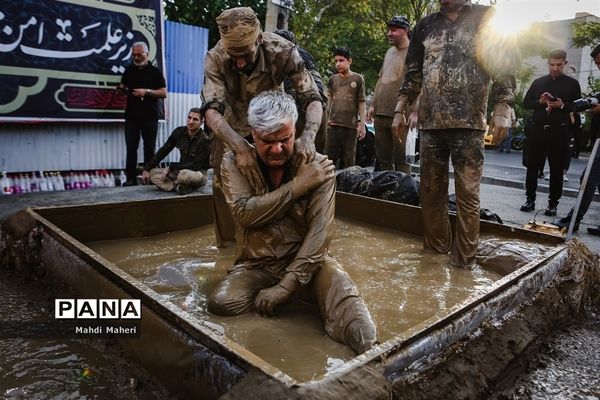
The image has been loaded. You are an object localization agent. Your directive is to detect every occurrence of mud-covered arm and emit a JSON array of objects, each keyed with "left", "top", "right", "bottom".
[
  {"left": 279, "top": 171, "right": 335, "bottom": 291},
  {"left": 222, "top": 153, "right": 322, "bottom": 228},
  {"left": 286, "top": 49, "right": 323, "bottom": 153},
  {"left": 397, "top": 23, "right": 425, "bottom": 105}
]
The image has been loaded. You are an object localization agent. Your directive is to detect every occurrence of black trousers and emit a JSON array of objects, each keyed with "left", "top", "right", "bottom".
[
  {"left": 124, "top": 118, "right": 158, "bottom": 180},
  {"left": 525, "top": 124, "right": 569, "bottom": 203}
]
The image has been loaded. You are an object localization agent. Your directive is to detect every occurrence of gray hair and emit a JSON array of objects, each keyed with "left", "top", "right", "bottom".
[
  {"left": 248, "top": 91, "right": 298, "bottom": 134},
  {"left": 132, "top": 41, "right": 148, "bottom": 53}
]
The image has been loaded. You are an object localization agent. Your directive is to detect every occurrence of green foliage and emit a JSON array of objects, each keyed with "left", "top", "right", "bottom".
[
  {"left": 288, "top": 0, "right": 438, "bottom": 93},
  {"left": 587, "top": 76, "right": 600, "bottom": 94},
  {"left": 163, "top": 0, "right": 267, "bottom": 47},
  {"left": 512, "top": 64, "right": 535, "bottom": 131},
  {"left": 572, "top": 21, "right": 600, "bottom": 48},
  {"left": 163, "top": 0, "right": 438, "bottom": 92}
]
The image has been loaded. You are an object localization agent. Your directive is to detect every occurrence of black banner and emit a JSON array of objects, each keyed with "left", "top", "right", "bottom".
[{"left": 0, "top": 0, "right": 164, "bottom": 121}]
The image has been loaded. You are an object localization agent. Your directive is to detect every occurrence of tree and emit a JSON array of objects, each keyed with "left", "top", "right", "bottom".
[
  {"left": 572, "top": 21, "right": 600, "bottom": 94},
  {"left": 163, "top": 0, "right": 267, "bottom": 48},
  {"left": 572, "top": 21, "right": 600, "bottom": 48},
  {"left": 163, "top": 0, "right": 438, "bottom": 92},
  {"left": 288, "top": 0, "right": 437, "bottom": 93}
]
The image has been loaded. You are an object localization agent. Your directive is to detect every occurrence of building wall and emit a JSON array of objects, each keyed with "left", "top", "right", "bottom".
[
  {"left": 522, "top": 13, "right": 600, "bottom": 94},
  {"left": 0, "top": 21, "right": 207, "bottom": 174}
]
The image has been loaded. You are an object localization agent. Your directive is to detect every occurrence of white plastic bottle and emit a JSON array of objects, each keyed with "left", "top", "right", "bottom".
[
  {"left": 1, "top": 172, "right": 11, "bottom": 195},
  {"left": 38, "top": 171, "right": 48, "bottom": 192},
  {"left": 45, "top": 172, "right": 54, "bottom": 192},
  {"left": 56, "top": 172, "right": 66, "bottom": 191},
  {"left": 30, "top": 172, "right": 39, "bottom": 192},
  {"left": 119, "top": 170, "right": 127, "bottom": 187}
]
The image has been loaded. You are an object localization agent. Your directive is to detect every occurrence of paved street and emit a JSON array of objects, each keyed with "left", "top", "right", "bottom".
[{"left": 479, "top": 148, "right": 600, "bottom": 254}]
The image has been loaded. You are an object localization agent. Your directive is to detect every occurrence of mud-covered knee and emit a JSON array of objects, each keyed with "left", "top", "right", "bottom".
[{"left": 207, "top": 289, "right": 251, "bottom": 316}]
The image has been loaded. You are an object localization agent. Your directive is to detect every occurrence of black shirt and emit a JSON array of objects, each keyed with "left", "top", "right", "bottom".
[
  {"left": 121, "top": 63, "right": 166, "bottom": 120},
  {"left": 523, "top": 74, "right": 581, "bottom": 127},
  {"left": 144, "top": 126, "right": 211, "bottom": 172}
]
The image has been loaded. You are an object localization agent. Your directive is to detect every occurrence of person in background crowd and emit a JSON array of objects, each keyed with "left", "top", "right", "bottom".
[
  {"left": 555, "top": 44, "right": 600, "bottom": 236},
  {"left": 326, "top": 47, "right": 367, "bottom": 169},
  {"left": 117, "top": 41, "right": 167, "bottom": 186},
  {"left": 367, "top": 15, "right": 417, "bottom": 173},
  {"left": 139, "top": 108, "right": 211, "bottom": 195},
  {"left": 498, "top": 105, "right": 516, "bottom": 153},
  {"left": 520, "top": 49, "right": 581, "bottom": 216}
]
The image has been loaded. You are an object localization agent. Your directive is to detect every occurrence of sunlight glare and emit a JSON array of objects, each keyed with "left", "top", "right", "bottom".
[{"left": 486, "top": 0, "right": 539, "bottom": 37}]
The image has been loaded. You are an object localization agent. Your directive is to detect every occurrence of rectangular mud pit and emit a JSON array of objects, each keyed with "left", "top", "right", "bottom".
[{"left": 10, "top": 192, "right": 597, "bottom": 399}]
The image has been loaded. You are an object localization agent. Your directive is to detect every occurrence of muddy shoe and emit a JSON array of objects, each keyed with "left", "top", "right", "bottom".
[{"left": 520, "top": 200, "right": 535, "bottom": 212}]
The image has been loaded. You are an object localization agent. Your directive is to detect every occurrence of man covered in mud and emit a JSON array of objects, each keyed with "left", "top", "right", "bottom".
[
  {"left": 201, "top": 7, "right": 322, "bottom": 247},
  {"left": 207, "top": 91, "right": 378, "bottom": 354},
  {"left": 392, "top": 0, "right": 514, "bottom": 267}
]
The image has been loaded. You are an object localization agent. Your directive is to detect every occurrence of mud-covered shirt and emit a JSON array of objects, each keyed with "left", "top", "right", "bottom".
[
  {"left": 371, "top": 46, "right": 409, "bottom": 117},
  {"left": 399, "top": 4, "right": 514, "bottom": 131},
  {"left": 221, "top": 151, "right": 335, "bottom": 287},
  {"left": 144, "top": 126, "right": 211, "bottom": 172},
  {"left": 327, "top": 72, "right": 366, "bottom": 129},
  {"left": 201, "top": 32, "right": 321, "bottom": 138}
]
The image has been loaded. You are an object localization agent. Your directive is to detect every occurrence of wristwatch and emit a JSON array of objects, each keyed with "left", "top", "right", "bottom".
[{"left": 146, "top": 89, "right": 151, "bottom": 95}]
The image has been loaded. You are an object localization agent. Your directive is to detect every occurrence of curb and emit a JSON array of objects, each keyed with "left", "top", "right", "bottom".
[{"left": 410, "top": 165, "right": 600, "bottom": 202}]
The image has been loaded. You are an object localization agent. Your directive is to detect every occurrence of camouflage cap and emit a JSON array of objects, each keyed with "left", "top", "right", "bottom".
[
  {"left": 216, "top": 7, "right": 262, "bottom": 51},
  {"left": 387, "top": 15, "right": 410, "bottom": 29}
]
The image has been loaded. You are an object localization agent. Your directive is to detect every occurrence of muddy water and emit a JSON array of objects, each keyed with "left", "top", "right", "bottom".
[
  {"left": 0, "top": 270, "right": 172, "bottom": 399},
  {"left": 87, "top": 219, "right": 502, "bottom": 381}
]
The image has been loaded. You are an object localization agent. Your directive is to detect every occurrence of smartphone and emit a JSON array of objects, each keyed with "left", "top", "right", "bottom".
[{"left": 547, "top": 94, "right": 557, "bottom": 101}]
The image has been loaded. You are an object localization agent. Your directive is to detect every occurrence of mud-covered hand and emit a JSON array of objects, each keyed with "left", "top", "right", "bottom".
[
  {"left": 294, "top": 134, "right": 317, "bottom": 171},
  {"left": 291, "top": 158, "right": 335, "bottom": 198},
  {"left": 235, "top": 140, "right": 262, "bottom": 189},
  {"left": 254, "top": 284, "right": 292, "bottom": 316},
  {"left": 366, "top": 105, "right": 374, "bottom": 123},
  {"left": 489, "top": 103, "right": 511, "bottom": 145},
  {"left": 357, "top": 123, "right": 366, "bottom": 141},
  {"left": 392, "top": 95, "right": 410, "bottom": 145}
]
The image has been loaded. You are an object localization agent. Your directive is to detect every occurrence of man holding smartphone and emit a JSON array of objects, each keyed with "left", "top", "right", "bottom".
[{"left": 520, "top": 49, "right": 581, "bottom": 216}]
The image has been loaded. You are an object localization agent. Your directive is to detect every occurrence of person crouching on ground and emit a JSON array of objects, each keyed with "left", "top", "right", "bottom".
[
  {"left": 207, "top": 91, "right": 378, "bottom": 354},
  {"left": 139, "top": 108, "right": 211, "bottom": 195}
]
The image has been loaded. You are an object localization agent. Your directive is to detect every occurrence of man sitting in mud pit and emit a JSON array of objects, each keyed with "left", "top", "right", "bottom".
[{"left": 207, "top": 91, "right": 378, "bottom": 354}]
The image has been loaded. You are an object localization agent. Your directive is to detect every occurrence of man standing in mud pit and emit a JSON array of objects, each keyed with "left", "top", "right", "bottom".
[
  {"left": 392, "top": 0, "right": 515, "bottom": 267},
  {"left": 201, "top": 7, "right": 323, "bottom": 247},
  {"left": 367, "top": 15, "right": 416, "bottom": 173},
  {"left": 207, "top": 91, "right": 378, "bottom": 354}
]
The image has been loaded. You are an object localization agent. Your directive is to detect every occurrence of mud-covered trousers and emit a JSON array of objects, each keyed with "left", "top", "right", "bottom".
[
  {"left": 207, "top": 256, "right": 379, "bottom": 354},
  {"left": 326, "top": 125, "right": 358, "bottom": 169},
  {"left": 374, "top": 115, "right": 410, "bottom": 173},
  {"left": 419, "top": 129, "right": 484, "bottom": 267}
]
